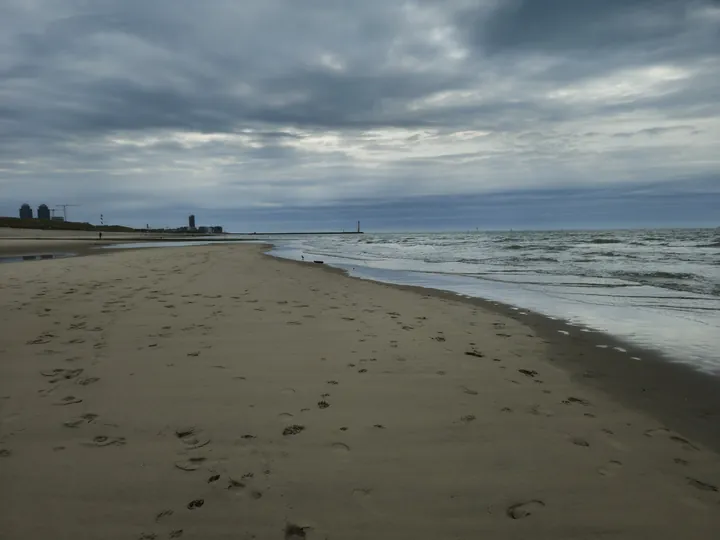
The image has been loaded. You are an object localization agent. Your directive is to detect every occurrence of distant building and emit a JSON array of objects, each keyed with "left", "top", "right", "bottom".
[
  {"left": 19, "top": 203, "right": 33, "bottom": 219},
  {"left": 189, "top": 214, "right": 196, "bottom": 229},
  {"left": 211, "top": 226, "right": 223, "bottom": 234},
  {"left": 197, "top": 226, "right": 209, "bottom": 234},
  {"left": 51, "top": 216, "right": 65, "bottom": 222},
  {"left": 37, "top": 204, "right": 51, "bottom": 220}
]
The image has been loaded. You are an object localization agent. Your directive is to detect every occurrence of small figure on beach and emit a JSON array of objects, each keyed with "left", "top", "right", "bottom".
[
  {"left": 98, "top": 232, "right": 103, "bottom": 240},
  {"left": 301, "top": 255, "right": 305, "bottom": 261}
]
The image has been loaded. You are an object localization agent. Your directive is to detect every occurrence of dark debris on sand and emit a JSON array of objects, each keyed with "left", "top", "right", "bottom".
[
  {"left": 283, "top": 424, "right": 305, "bottom": 436},
  {"left": 285, "top": 523, "right": 308, "bottom": 539}
]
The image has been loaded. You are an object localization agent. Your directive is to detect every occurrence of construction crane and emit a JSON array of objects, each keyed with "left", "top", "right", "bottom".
[{"left": 55, "top": 204, "right": 80, "bottom": 222}]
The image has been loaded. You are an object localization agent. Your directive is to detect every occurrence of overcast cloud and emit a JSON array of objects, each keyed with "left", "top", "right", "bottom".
[{"left": 1, "top": 0, "right": 718, "bottom": 231}]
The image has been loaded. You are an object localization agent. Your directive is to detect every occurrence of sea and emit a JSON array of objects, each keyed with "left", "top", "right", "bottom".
[{"left": 267, "top": 229, "right": 720, "bottom": 374}]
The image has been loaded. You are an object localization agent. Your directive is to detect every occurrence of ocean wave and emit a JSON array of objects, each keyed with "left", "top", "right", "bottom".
[
  {"left": 698, "top": 241, "right": 720, "bottom": 248},
  {"left": 615, "top": 271, "right": 697, "bottom": 281},
  {"left": 589, "top": 238, "right": 623, "bottom": 244},
  {"left": 586, "top": 251, "right": 634, "bottom": 258},
  {"left": 525, "top": 257, "right": 558, "bottom": 263}
]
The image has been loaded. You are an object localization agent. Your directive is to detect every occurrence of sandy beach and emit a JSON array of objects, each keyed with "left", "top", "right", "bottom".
[{"left": 1, "top": 243, "right": 720, "bottom": 539}]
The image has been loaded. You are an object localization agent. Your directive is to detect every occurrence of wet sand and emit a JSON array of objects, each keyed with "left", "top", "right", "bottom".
[
  {"left": 1, "top": 244, "right": 719, "bottom": 539},
  {"left": 0, "top": 240, "right": 108, "bottom": 260}
]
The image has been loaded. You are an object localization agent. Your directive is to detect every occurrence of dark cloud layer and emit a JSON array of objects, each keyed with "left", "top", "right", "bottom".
[
  {"left": 0, "top": 0, "right": 718, "bottom": 230},
  {"left": 476, "top": 0, "right": 703, "bottom": 53}
]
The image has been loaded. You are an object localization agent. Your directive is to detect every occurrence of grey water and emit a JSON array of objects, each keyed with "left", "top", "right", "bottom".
[{"left": 269, "top": 229, "right": 720, "bottom": 374}]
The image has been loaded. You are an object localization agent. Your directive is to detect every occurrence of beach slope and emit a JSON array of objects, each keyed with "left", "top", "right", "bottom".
[{"left": 1, "top": 245, "right": 719, "bottom": 539}]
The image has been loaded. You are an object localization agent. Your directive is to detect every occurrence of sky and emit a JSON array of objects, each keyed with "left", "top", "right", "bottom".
[{"left": 1, "top": 0, "right": 719, "bottom": 232}]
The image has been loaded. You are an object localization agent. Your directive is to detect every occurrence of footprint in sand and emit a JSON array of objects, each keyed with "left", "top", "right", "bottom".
[
  {"left": 644, "top": 428, "right": 699, "bottom": 450},
  {"left": 175, "top": 456, "right": 208, "bottom": 472},
  {"left": 562, "top": 396, "right": 591, "bottom": 406},
  {"left": 283, "top": 425, "right": 305, "bottom": 436},
  {"left": 27, "top": 332, "right": 56, "bottom": 345},
  {"left": 506, "top": 500, "right": 545, "bottom": 519},
  {"left": 0, "top": 448, "right": 11, "bottom": 458},
  {"left": 54, "top": 395, "right": 83, "bottom": 406},
  {"left": 63, "top": 413, "right": 98, "bottom": 428},
  {"left": 227, "top": 479, "right": 246, "bottom": 490},
  {"left": 331, "top": 442, "right": 350, "bottom": 452},
  {"left": 175, "top": 428, "right": 211, "bottom": 449},
  {"left": 41, "top": 368, "right": 84, "bottom": 382},
  {"left": 598, "top": 460, "right": 623, "bottom": 477},
  {"left": 186, "top": 499, "right": 204, "bottom": 510},
  {"left": 77, "top": 377, "right": 100, "bottom": 386},
  {"left": 155, "top": 509, "right": 174, "bottom": 521},
  {"left": 528, "top": 405, "right": 554, "bottom": 417},
  {"left": 83, "top": 435, "right": 126, "bottom": 447},
  {"left": 570, "top": 437, "right": 590, "bottom": 447},
  {"left": 687, "top": 478, "right": 718, "bottom": 492}
]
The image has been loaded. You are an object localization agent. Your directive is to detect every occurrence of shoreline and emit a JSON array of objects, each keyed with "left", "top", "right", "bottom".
[{"left": 266, "top": 249, "right": 720, "bottom": 454}]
